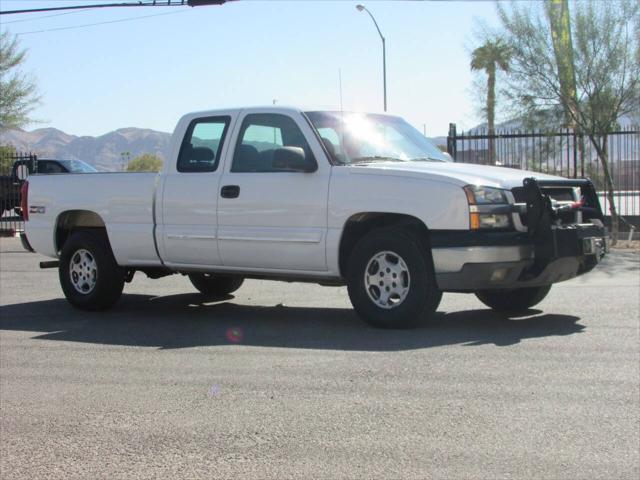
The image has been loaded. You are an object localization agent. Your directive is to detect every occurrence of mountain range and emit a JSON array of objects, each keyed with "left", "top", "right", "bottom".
[
  {"left": 1, "top": 126, "right": 450, "bottom": 171},
  {"left": 3, "top": 111, "right": 635, "bottom": 172},
  {"left": 0, "top": 127, "right": 172, "bottom": 171}
]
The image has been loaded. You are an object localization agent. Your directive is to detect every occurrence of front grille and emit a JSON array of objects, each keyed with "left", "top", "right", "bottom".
[
  {"left": 511, "top": 186, "right": 578, "bottom": 227},
  {"left": 511, "top": 186, "right": 575, "bottom": 203}
]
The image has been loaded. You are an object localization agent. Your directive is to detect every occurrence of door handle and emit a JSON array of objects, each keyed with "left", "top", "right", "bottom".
[{"left": 221, "top": 185, "right": 240, "bottom": 198}]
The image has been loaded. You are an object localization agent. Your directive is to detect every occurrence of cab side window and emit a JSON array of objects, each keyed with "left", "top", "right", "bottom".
[
  {"left": 231, "top": 114, "right": 316, "bottom": 172},
  {"left": 177, "top": 116, "right": 230, "bottom": 173}
]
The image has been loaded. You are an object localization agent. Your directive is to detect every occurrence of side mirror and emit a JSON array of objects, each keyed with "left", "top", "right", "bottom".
[
  {"left": 272, "top": 147, "right": 316, "bottom": 172},
  {"left": 16, "top": 164, "right": 29, "bottom": 181}
]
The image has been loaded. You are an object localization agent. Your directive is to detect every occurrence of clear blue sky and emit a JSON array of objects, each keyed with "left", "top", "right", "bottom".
[{"left": 1, "top": 0, "right": 501, "bottom": 137}]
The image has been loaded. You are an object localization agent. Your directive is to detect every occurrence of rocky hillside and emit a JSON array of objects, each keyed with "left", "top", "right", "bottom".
[
  {"left": 0, "top": 127, "right": 171, "bottom": 171},
  {"left": 1, "top": 126, "right": 450, "bottom": 170}
]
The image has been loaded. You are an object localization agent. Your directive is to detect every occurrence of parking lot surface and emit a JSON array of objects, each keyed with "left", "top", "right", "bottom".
[{"left": 1, "top": 237, "right": 638, "bottom": 479}]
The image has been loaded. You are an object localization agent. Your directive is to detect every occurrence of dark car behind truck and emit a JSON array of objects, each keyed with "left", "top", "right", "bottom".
[{"left": 0, "top": 159, "right": 97, "bottom": 215}]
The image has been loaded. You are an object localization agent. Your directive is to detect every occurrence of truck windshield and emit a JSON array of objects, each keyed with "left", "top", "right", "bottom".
[{"left": 305, "top": 111, "right": 449, "bottom": 164}]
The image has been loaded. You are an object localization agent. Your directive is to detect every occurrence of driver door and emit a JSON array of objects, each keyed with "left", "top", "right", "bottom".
[{"left": 217, "top": 110, "right": 330, "bottom": 272}]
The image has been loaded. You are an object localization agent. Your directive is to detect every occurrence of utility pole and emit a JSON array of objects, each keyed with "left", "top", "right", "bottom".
[{"left": 120, "top": 151, "right": 130, "bottom": 171}]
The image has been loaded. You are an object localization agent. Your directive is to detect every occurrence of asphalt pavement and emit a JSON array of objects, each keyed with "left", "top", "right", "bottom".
[{"left": 1, "top": 237, "right": 638, "bottom": 479}]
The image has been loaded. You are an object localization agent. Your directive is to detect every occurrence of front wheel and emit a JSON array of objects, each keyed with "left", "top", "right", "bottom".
[
  {"left": 189, "top": 273, "right": 244, "bottom": 296},
  {"left": 346, "top": 227, "right": 442, "bottom": 329},
  {"left": 475, "top": 285, "right": 552, "bottom": 313},
  {"left": 59, "top": 230, "right": 125, "bottom": 310}
]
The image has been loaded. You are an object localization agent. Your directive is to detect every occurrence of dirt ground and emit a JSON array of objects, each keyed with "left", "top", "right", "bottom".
[{"left": 612, "top": 239, "right": 640, "bottom": 252}]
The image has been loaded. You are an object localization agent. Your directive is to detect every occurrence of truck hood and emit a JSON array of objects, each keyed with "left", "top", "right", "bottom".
[{"left": 347, "top": 161, "right": 564, "bottom": 189}]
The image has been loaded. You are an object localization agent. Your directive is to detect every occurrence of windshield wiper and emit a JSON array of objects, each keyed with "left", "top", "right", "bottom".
[{"left": 349, "top": 156, "right": 406, "bottom": 164}]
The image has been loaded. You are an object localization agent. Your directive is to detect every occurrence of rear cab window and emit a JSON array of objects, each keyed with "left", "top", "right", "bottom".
[
  {"left": 177, "top": 116, "right": 231, "bottom": 173},
  {"left": 39, "top": 161, "right": 65, "bottom": 174}
]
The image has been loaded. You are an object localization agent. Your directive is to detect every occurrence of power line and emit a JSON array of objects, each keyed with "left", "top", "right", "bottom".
[
  {"left": 2, "top": 11, "right": 87, "bottom": 25},
  {"left": 1, "top": 1, "right": 228, "bottom": 16},
  {"left": 15, "top": 9, "right": 191, "bottom": 36},
  {"left": 2, "top": 2, "right": 167, "bottom": 16}
]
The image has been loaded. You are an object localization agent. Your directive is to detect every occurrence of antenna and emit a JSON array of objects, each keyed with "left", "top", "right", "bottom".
[
  {"left": 338, "top": 68, "right": 345, "bottom": 163},
  {"left": 338, "top": 68, "right": 344, "bottom": 113}
]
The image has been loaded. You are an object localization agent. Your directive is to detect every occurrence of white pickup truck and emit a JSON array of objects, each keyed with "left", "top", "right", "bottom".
[{"left": 21, "top": 107, "right": 608, "bottom": 328}]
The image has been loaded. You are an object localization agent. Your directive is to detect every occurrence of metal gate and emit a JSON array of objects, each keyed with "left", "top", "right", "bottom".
[
  {"left": 446, "top": 124, "right": 640, "bottom": 227},
  {"left": 0, "top": 152, "right": 37, "bottom": 236}
]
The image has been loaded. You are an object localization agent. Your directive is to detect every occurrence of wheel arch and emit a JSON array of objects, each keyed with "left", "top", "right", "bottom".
[
  {"left": 55, "top": 210, "right": 109, "bottom": 253},
  {"left": 338, "top": 212, "right": 431, "bottom": 277}
]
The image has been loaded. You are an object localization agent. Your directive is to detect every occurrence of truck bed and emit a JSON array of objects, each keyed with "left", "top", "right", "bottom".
[{"left": 26, "top": 172, "right": 160, "bottom": 266}]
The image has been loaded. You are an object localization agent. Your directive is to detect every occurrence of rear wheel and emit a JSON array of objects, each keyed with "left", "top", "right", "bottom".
[
  {"left": 475, "top": 285, "right": 552, "bottom": 313},
  {"left": 59, "top": 230, "right": 125, "bottom": 310},
  {"left": 189, "top": 273, "right": 244, "bottom": 296},
  {"left": 346, "top": 227, "right": 442, "bottom": 329}
]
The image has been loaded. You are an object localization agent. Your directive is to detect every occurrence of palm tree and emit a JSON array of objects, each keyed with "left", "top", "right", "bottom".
[{"left": 470, "top": 39, "right": 511, "bottom": 164}]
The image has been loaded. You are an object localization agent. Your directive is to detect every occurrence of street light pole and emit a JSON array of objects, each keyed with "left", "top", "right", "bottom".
[{"left": 356, "top": 4, "right": 387, "bottom": 112}]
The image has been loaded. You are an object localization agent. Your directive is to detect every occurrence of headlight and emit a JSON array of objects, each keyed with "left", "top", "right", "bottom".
[
  {"left": 463, "top": 185, "right": 509, "bottom": 204},
  {"left": 463, "top": 185, "right": 512, "bottom": 230},
  {"left": 475, "top": 213, "right": 511, "bottom": 229}
]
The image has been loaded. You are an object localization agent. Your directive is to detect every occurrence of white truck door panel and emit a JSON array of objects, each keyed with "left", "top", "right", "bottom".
[
  {"left": 159, "top": 115, "right": 233, "bottom": 267},
  {"left": 217, "top": 110, "right": 329, "bottom": 271}
]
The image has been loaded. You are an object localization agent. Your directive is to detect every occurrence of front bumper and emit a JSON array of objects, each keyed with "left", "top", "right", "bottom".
[
  {"left": 432, "top": 224, "right": 608, "bottom": 292},
  {"left": 433, "top": 177, "right": 609, "bottom": 292}
]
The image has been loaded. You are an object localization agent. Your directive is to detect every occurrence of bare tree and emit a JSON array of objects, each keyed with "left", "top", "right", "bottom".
[{"left": 497, "top": 0, "right": 640, "bottom": 243}]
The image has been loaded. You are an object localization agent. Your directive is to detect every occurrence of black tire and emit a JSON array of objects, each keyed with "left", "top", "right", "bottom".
[
  {"left": 188, "top": 273, "right": 244, "bottom": 296},
  {"left": 475, "top": 285, "right": 552, "bottom": 313},
  {"left": 59, "top": 230, "right": 125, "bottom": 311},
  {"left": 346, "top": 227, "right": 442, "bottom": 329}
]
